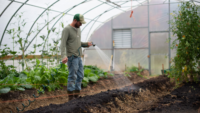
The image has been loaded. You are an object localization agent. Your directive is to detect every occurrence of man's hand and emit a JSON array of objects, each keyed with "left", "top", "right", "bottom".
[
  {"left": 62, "top": 57, "right": 68, "bottom": 64},
  {"left": 88, "top": 42, "right": 93, "bottom": 47}
]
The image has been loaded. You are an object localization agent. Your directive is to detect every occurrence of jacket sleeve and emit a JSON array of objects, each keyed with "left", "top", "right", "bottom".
[
  {"left": 60, "top": 28, "right": 69, "bottom": 59},
  {"left": 81, "top": 42, "right": 88, "bottom": 47}
]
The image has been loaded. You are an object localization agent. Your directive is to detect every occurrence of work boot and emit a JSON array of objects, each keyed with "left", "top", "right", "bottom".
[
  {"left": 74, "top": 90, "right": 80, "bottom": 98},
  {"left": 67, "top": 91, "right": 74, "bottom": 101}
]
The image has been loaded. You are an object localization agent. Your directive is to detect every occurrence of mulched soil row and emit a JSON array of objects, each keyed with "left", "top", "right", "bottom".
[
  {"left": 0, "top": 73, "right": 147, "bottom": 113},
  {"left": 139, "top": 81, "right": 200, "bottom": 113},
  {"left": 24, "top": 75, "right": 173, "bottom": 113}
]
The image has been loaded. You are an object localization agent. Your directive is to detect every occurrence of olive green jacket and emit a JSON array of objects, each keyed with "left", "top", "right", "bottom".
[{"left": 60, "top": 24, "right": 88, "bottom": 59}]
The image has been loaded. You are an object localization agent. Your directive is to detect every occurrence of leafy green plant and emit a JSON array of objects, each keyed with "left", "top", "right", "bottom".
[
  {"left": 0, "top": 72, "right": 32, "bottom": 94},
  {"left": 82, "top": 65, "right": 114, "bottom": 87},
  {"left": 6, "top": 28, "right": 17, "bottom": 66},
  {"left": 0, "top": 44, "right": 19, "bottom": 79},
  {"left": 24, "top": 23, "right": 41, "bottom": 71},
  {"left": 124, "top": 65, "right": 145, "bottom": 77},
  {"left": 169, "top": 2, "right": 200, "bottom": 83},
  {"left": 50, "top": 62, "right": 68, "bottom": 85},
  {"left": 0, "top": 62, "right": 114, "bottom": 93},
  {"left": 47, "top": 21, "right": 64, "bottom": 67},
  {"left": 49, "top": 22, "right": 63, "bottom": 66},
  {"left": 12, "top": 12, "right": 30, "bottom": 70},
  {"left": 127, "top": 66, "right": 139, "bottom": 72},
  {"left": 40, "top": 9, "right": 56, "bottom": 68},
  {"left": 23, "top": 58, "right": 68, "bottom": 92},
  {"left": 137, "top": 70, "right": 144, "bottom": 78}
]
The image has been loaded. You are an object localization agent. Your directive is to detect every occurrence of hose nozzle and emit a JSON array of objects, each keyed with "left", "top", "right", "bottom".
[{"left": 91, "top": 42, "right": 96, "bottom": 47}]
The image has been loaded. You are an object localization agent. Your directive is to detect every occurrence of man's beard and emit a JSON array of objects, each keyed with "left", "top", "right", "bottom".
[{"left": 75, "top": 23, "right": 79, "bottom": 28}]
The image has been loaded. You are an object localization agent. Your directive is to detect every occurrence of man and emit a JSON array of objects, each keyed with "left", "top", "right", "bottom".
[{"left": 60, "top": 14, "right": 93, "bottom": 101}]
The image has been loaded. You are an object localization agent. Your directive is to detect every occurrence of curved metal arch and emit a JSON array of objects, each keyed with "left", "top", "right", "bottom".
[
  {"left": 85, "top": 16, "right": 101, "bottom": 42},
  {"left": 98, "top": 0, "right": 126, "bottom": 12},
  {"left": 23, "top": 0, "right": 60, "bottom": 48},
  {"left": 26, "top": 0, "right": 105, "bottom": 52},
  {"left": 44, "top": 0, "right": 128, "bottom": 48},
  {"left": 24, "top": 0, "right": 88, "bottom": 51},
  {"left": 84, "top": 0, "right": 149, "bottom": 41},
  {"left": 42, "top": 0, "right": 102, "bottom": 51},
  {"left": 0, "top": 0, "right": 29, "bottom": 47},
  {"left": 0, "top": 0, "right": 14, "bottom": 17},
  {"left": 194, "top": 0, "right": 200, "bottom": 3},
  {"left": 83, "top": 2, "right": 105, "bottom": 15},
  {"left": 81, "top": 1, "right": 129, "bottom": 40},
  {"left": 43, "top": 2, "right": 105, "bottom": 49},
  {"left": 46, "top": 0, "right": 105, "bottom": 41}
]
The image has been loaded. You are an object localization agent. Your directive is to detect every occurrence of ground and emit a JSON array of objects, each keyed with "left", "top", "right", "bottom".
[
  {"left": 0, "top": 72, "right": 147, "bottom": 113},
  {"left": 0, "top": 71, "right": 200, "bottom": 113}
]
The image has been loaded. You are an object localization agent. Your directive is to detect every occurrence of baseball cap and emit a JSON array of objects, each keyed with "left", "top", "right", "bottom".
[{"left": 73, "top": 14, "right": 86, "bottom": 24}]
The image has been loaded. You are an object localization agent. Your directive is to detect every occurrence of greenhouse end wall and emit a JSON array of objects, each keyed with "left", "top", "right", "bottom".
[{"left": 84, "top": 0, "right": 182, "bottom": 75}]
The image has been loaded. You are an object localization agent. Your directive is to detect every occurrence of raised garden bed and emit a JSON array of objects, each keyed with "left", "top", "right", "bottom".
[
  {"left": 23, "top": 75, "right": 174, "bottom": 113},
  {"left": 0, "top": 73, "right": 146, "bottom": 113},
  {"left": 1, "top": 73, "right": 200, "bottom": 113}
]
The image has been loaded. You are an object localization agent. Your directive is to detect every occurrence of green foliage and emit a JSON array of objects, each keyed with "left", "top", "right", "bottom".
[
  {"left": 24, "top": 58, "right": 68, "bottom": 91},
  {"left": 127, "top": 66, "right": 139, "bottom": 72},
  {"left": 14, "top": 13, "right": 29, "bottom": 70},
  {"left": 0, "top": 72, "right": 32, "bottom": 94},
  {"left": 169, "top": 2, "right": 200, "bottom": 83},
  {"left": 0, "top": 45, "right": 19, "bottom": 79},
  {"left": 51, "top": 63, "right": 68, "bottom": 86},
  {"left": 0, "top": 58, "right": 112, "bottom": 93},
  {"left": 6, "top": 28, "right": 17, "bottom": 67},
  {"left": 124, "top": 65, "right": 144, "bottom": 77},
  {"left": 0, "top": 87, "right": 11, "bottom": 93},
  {"left": 0, "top": 62, "right": 29, "bottom": 92},
  {"left": 1, "top": 12, "right": 114, "bottom": 94},
  {"left": 82, "top": 65, "right": 113, "bottom": 87}
]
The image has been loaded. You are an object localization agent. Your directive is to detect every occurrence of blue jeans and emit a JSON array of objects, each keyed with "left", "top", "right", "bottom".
[{"left": 67, "top": 56, "right": 84, "bottom": 92}]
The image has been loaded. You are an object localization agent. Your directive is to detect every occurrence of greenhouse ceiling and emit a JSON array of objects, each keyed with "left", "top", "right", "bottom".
[{"left": 0, "top": 0, "right": 199, "bottom": 52}]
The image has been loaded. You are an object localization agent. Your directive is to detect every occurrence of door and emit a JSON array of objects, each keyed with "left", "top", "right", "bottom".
[{"left": 150, "top": 32, "right": 169, "bottom": 75}]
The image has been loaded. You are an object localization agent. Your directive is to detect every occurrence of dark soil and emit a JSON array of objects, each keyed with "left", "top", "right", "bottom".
[
  {"left": 24, "top": 75, "right": 174, "bottom": 113},
  {"left": 2, "top": 72, "right": 200, "bottom": 113},
  {"left": 0, "top": 72, "right": 147, "bottom": 113},
  {"left": 139, "top": 81, "right": 200, "bottom": 113},
  {"left": 0, "top": 89, "right": 37, "bottom": 101}
]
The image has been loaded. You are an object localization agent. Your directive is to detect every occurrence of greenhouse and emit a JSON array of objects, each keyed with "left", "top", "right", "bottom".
[{"left": 0, "top": 0, "right": 200, "bottom": 113}]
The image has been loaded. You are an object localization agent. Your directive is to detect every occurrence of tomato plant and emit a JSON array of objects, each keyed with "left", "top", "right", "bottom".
[{"left": 169, "top": 2, "right": 200, "bottom": 83}]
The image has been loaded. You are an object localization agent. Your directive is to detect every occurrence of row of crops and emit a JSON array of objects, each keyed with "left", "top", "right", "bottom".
[{"left": 0, "top": 58, "right": 114, "bottom": 94}]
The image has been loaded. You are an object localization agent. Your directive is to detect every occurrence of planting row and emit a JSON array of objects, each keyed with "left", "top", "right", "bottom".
[{"left": 0, "top": 58, "right": 114, "bottom": 94}]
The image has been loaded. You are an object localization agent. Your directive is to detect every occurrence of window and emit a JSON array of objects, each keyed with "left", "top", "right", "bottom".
[{"left": 113, "top": 29, "right": 131, "bottom": 48}]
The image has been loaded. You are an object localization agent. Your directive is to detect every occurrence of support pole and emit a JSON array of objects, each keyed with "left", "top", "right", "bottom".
[
  {"left": 169, "top": 0, "right": 171, "bottom": 69},
  {"left": 109, "top": 55, "right": 113, "bottom": 71},
  {"left": 138, "top": 63, "right": 140, "bottom": 70},
  {"left": 111, "top": 17, "right": 114, "bottom": 71},
  {"left": 162, "top": 64, "right": 164, "bottom": 75},
  {"left": 147, "top": 0, "right": 151, "bottom": 75}
]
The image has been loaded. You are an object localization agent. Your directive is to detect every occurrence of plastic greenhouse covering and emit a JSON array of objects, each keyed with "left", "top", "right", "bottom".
[{"left": 0, "top": 0, "right": 200, "bottom": 75}]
